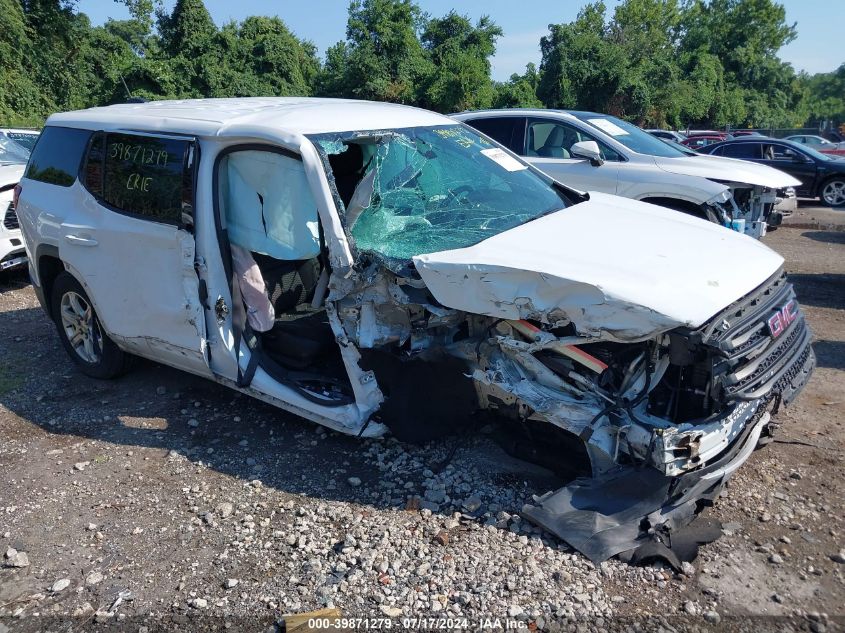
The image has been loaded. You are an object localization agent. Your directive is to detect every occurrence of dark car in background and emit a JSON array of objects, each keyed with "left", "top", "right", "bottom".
[{"left": 702, "top": 138, "right": 845, "bottom": 207}]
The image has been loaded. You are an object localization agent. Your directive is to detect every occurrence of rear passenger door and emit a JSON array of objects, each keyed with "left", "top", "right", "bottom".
[{"left": 65, "top": 130, "right": 212, "bottom": 376}]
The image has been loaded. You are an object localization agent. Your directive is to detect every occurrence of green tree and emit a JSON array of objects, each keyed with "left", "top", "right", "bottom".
[
  {"left": 213, "top": 16, "right": 319, "bottom": 97},
  {"left": 493, "top": 63, "right": 543, "bottom": 108},
  {"left": 680, "top": 0, "right": 799, "bottom": 126},
  {"left": 0, "top": 0, "right": 55, "bottom": 124},
  {"left": 317, "top": 0, "right": 431, "bottom": 103},
  {"left": 537, "top": 3, "right": 628, "bottom": 111},
  {"left": 157, "top": 0, "right": 216, "bottom": 58},
  {"left": 418, "top": 12, "right": 502, "bottom": 112}
]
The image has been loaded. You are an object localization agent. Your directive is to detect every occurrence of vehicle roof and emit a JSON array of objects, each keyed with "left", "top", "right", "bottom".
[
  {"left": 702, "top": 137, "right": 805, "bottom": 153},
  {"left": 46, "top": 97, "right": 456, "bottom": 137},
  {"left": 452, "top": 108, "right": 606, "bottom": 121}
]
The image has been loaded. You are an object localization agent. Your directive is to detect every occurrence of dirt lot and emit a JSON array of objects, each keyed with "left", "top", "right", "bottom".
[{"left": 0, "top": 225, "right": 843, "bottom": 632}]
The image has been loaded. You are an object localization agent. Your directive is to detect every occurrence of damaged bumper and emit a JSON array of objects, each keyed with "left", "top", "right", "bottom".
[
  {"left": 516, "top": 271, "right": 815, "bottom": 562},
  {"left": 522, "top": 407, "right": 772, "bottom": 564}
]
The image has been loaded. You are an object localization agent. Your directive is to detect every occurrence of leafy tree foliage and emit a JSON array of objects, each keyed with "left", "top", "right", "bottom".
[
  {"left": 418, "top": 12, "right": 502, "bottom": 112},
  {"left": 0, "top": 0, "right": 841, "bottom": 132},
  {"left": 494, "top": 64, "right": 543, "bottom": 108}
]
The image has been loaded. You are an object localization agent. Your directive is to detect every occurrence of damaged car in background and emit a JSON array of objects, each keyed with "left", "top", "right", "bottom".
[
  {"left": 17, "top": 98, "right": 815, "bottom": 566},
  {"left": 0, "top": 135, "right": 30, "bottom": 272},
  {"left": 454, "top": 109, "right": 801, "bottom": 237}
]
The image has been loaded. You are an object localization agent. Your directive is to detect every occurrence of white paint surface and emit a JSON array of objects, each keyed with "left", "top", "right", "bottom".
[{"left": 414, "top": 192, "right": 784, "bottom": 336}]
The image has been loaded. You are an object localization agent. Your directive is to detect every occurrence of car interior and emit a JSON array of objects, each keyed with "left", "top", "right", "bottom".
[
  {"left": 217, "top": 148, "right": 353, "bottom": 403},
  {"left": 525, "top": 121, "right": 619, "bottom": 161}
]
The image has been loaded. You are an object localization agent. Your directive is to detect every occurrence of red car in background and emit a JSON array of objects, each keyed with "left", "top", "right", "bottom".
[{"left": 681, "top": 134, "right": 730, "bottom": 150}]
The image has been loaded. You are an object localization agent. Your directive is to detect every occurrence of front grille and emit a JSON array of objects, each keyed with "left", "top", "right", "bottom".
[
  {"left": 3, "top": 202, "right": 18, "bottom": 230},
  {"left": 703, "top": 270, "right": 814, "bottom": 402}
]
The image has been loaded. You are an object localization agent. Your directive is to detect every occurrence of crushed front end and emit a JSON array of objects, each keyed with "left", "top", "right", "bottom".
[
  {"left": 513, "top": 270, "right": 815, "bottom": 562},
  {"left": 308, "top": 124, "right": 815, "bottom": 565}
]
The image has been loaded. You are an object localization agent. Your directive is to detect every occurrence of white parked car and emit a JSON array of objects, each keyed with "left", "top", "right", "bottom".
[
  {"left": 0, "top": 136, "right": 29, "bottom": 271},
  {"left": 0, "top": 128, "right": 40, "bottom": 152},
  {"left": 454, "top": 109, "right": 801, "bottom": 237},
  {"left": 16, "top": 98, "right": 815, "bottom": 562}
]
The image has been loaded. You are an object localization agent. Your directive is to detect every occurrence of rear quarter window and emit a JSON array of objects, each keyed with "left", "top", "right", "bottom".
[
  {"left": 464, "top": 117, "right": 524, "bottom": 154},
  {"left": 25, "top": 126, "right": 92, "bottom": 186},
  {"left": 84, "top": 132, "right": 195, "bottom": 226},
  {"left": 720, "top": 143, "right": 762, "bottom": 159}
]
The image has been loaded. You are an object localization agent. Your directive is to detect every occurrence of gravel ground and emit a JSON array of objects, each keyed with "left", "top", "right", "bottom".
[{"left": 0, "top": 227, "right": 843, "bottom": 632}]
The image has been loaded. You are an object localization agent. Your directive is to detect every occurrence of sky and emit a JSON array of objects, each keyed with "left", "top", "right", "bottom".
[{"left": 76, "top": 0, "right": 843, "bottom": 81}]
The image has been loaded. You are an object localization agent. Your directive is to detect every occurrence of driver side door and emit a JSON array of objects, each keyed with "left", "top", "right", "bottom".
[
  {"left": 759, "top": 143, "right": 817, "bottom": 197},
  {"left": 523, "top": 118, "right": 620, "bottom": 194}
]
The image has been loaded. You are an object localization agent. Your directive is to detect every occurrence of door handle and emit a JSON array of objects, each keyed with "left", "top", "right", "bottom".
[{"left": 64, "top": 233, "right": 98, "bottom": 247}]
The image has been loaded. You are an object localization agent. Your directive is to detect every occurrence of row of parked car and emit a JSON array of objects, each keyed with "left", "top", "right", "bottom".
[{"left": 648, "top": 127, "right": 845, "bottom": 155}]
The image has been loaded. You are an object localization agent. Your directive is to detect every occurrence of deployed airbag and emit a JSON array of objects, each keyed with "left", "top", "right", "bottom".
[{"left": 222, "top": 150, "right": 320, "bottom": 260}]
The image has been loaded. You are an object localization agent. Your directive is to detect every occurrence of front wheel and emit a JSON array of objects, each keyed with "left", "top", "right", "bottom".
[
  {"left": 820, "top": 177, "right": 845, "bottom": 207},
  {"left": 50, "top": 272, "right": 131, "bottom": 379}
]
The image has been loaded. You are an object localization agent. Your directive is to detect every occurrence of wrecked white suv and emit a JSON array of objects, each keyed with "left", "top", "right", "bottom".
[{"left": 17, "top": 98, "right": 815, "bottom": 563}]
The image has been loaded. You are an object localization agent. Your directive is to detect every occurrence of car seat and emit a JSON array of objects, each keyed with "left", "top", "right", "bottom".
[
  {"left": 536, "top": 126, "right": 571, "bottom": 159},
  {"left": 251, "top": 253, "right": 337, "bottom": 369}
]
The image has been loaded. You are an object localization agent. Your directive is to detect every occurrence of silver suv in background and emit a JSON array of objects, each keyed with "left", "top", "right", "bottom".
[{"left": 454, "top": 109, "right": 801, "bottom": 237}]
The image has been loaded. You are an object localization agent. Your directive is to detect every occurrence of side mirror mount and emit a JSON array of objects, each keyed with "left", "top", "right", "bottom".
[{"left": 570, "top": 140, "right": 604, "bottom": 166}]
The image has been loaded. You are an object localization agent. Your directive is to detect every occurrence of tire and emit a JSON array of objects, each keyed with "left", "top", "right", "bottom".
[
  {"left": 820, "top": 177, "right": 845, "bottom": 207},
  {"left": 50, "top": 272, "right": 131, "bottom": 379}
]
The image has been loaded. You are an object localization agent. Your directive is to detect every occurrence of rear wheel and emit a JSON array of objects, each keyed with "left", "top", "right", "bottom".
[
  {"left": 50, "top": 272, "right": 131, "bottom": 379},
  {"left": 820, "top": 177, "right": 845, "bottom": 207}
]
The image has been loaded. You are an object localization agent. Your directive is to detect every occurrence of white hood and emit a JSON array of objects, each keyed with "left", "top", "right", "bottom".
[
  {"left": 653, "top": 154, "right": 801, "bottom": 189},
  {"left": 0, "top": 163, "right": 25, "bottom": 188},
  {"left": 413, "top": 193, "right": 783, "bottom": 341}
]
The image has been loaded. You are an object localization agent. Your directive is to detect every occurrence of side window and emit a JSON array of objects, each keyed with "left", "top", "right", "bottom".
[
  {"left": 83, "top": 132, "right": 196, "bottom": 226},
  {"left": 218, "top": 149, "right": 320, "bottom": 260},
  {"left": 25, "top": 126, "right": 92, "bottom": 187},
  {"left": 464, "top": 117, "right": 524, "bottom": 154},
  {"left": 527, "top": 119, "right": 622, "bottom": 161},
  {"left": 720, "top": 143, "right": 762, "bottom": 159},
  {"left": 764, "top": 144, "right": 800, "bottom": 161}
]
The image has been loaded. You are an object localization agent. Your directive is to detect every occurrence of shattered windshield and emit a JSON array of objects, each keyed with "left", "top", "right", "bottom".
[{"left": 309, "top": 125, "right": 569, "bottom": 262}]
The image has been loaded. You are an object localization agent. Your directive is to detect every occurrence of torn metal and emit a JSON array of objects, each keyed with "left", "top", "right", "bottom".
[{"left": 297, "top": 124, "right": 816, "bottom": 563}]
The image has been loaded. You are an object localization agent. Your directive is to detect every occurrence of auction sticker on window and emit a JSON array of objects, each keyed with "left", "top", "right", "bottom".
[
  {"left": 480, "top": 147, "right": 527, "bottom": 171},
  {"left": 587, "top": 118, "right": 629, "bottom": 136}
]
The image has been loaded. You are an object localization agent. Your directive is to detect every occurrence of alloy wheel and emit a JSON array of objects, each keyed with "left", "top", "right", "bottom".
[
  {"left": 59, "top": 291, "right": 103, "bottom": 363},
  {"left": 822, "top": 179, "right": 845, "bottom": 207}
]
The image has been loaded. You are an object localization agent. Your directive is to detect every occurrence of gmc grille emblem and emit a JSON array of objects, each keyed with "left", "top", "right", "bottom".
[{"left": 767, "top": 300, "right": 797, "bottom": 338}]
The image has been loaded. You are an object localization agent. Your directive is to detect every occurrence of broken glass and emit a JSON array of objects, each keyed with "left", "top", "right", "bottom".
[{"left": 310, "top": 126, "right": 570, "bottom": 262}]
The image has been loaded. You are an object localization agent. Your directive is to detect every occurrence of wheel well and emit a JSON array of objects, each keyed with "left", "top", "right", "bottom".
[
  {"left": 38, "top": 255, "right": 65, "bottom": 318},
  {"left": 639, "top": 196, "right": 706, "bottom": 218}
]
